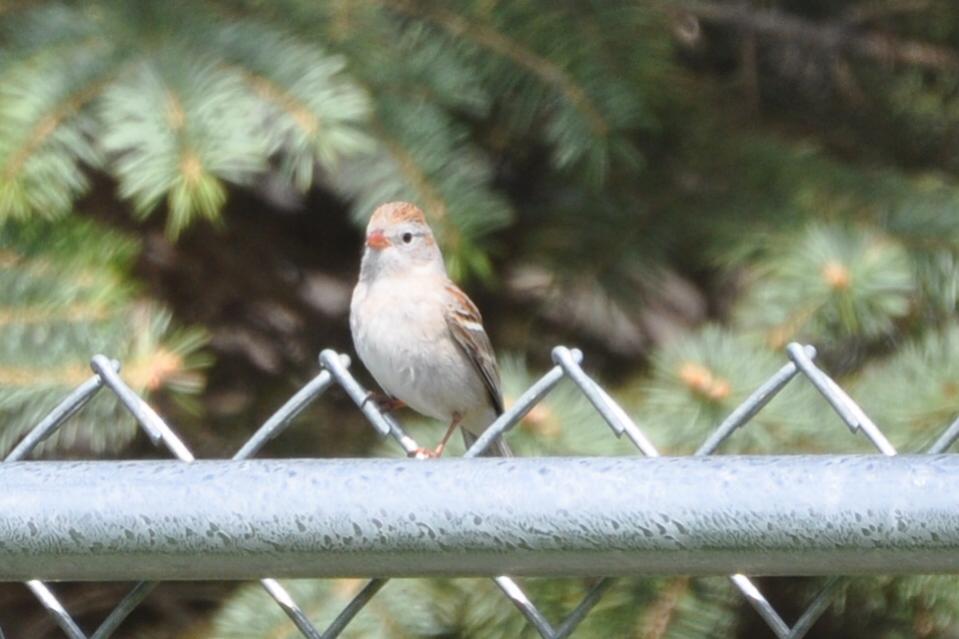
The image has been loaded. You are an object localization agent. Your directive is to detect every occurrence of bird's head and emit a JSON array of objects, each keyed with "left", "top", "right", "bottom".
[{"left": 359, "top": 202, "right": 445, "bottom": 280}]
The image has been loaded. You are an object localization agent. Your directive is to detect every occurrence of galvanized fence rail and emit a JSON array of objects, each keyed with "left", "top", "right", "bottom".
[{"left": 2, "top": 342, "right": 958, "bottom": 639}]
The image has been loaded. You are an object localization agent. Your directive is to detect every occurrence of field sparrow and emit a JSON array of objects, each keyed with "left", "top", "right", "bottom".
[{"left": 350, "top": 202, "right": 511, "bottom": 457}]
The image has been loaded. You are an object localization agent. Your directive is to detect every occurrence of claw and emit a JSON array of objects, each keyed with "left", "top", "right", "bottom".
[{"left": 409, "top": 447, "right": 439, "bottom": 459}]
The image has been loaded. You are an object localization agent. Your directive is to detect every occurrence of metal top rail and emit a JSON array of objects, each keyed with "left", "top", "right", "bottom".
[
  {"left": 2, "top": 343, "right": 958, "bottom": 639},
  {"left": 2, "top": 455, "right": 959, "bottom": 580}
]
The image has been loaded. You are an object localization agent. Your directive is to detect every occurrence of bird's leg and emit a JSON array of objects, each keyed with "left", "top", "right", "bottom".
[
  {"left": 408, "top": 412, "right": 463, "bottom": 459},
  {"left": 432, "top": 412, "right": 463, "bottom": 457},
  {"left": 362, "top": 390, "right": 406, "bottom": 413}
]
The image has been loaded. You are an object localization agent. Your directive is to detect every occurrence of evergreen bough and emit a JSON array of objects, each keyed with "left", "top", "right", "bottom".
[
  {"left": 5, "top": 0, "right": 959, "bottom": 636},
  {"left": 0, "top": 217, "right": 207, "bottom": 455}
]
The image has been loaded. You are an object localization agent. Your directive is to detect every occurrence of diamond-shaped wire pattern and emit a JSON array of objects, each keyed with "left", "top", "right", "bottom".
[{"left": 4, "top": 342, "right": 959, "bottom": 638}]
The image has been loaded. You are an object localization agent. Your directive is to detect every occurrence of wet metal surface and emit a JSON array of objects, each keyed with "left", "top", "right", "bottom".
[{"left": 1, "top": 455, "right": 957, "bottom": 581}]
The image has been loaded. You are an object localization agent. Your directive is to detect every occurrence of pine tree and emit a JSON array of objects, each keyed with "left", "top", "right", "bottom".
[
  {"left": 4, "top": 0, "right": 959, "bottom": 637},
  {"left": 0, "top": 216, "right": 207, "bottom": 456}
]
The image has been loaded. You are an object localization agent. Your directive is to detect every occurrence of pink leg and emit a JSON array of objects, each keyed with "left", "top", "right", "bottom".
[
  {"left": 432, "top": 412, "right": 463, "bottom": 457},
  {"left": 409, "top": 412, "right": 462, "bottom": 459}
]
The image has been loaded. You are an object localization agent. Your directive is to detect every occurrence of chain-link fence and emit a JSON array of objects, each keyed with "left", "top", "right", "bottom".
[{"left": 3, "top": 343, "right": 959, "bottom": 639}]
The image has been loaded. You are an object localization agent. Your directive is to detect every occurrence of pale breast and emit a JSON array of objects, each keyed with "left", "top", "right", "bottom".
[{"left": 350, "top": 278, "right": 488, "bottom": 422}]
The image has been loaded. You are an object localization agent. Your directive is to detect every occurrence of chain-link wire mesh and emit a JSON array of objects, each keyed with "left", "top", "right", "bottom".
[{"left": 4, "top": 342, "right": 959, "bottom": 639}]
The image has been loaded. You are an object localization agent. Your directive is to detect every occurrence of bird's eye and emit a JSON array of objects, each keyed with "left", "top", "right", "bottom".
[{"left": 402, "top": 232, "right": 413, "bottom": 244}]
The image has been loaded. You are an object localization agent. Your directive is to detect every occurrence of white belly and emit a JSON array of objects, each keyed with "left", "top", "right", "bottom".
[{"left": 350, "top": 279, "right": 490, "bottom": 425}]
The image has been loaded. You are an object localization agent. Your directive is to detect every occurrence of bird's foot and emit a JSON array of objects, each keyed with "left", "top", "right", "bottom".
[
  {"left": 406, "top": 413, "right": 461, "bottom": 459},
  {"left": 409, "top": 447, "right": 440, "bottom": 459},
  {"left": 362, "top": 390, "right": 405, "bottom": 413}
]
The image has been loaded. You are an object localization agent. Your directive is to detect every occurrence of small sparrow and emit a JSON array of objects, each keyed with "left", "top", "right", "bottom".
[{"left": 350, "top": 202, "right": 511, "bottom": 457}]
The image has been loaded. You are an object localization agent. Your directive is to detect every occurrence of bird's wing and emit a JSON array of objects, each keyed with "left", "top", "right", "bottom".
[{"left": 443, "top": 282, "right": 504, "bottom": 415}]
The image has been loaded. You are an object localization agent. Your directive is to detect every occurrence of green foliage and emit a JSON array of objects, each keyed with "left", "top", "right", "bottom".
[
  {"left": 0, "top": 38, "right": 107, "bottom": 219},
  {"left": 211, "top": 575, "right": 740, "bottom": 638},
  {"left": 100, "top": 57, "right": 265, "bottom": 236},
  {"left": 855, "top": 325, "right": 959, "bottom": 451},
  {"left": 330, "top": 96, "right": 512, "bottom": 281},
  {"left": 0, "top": 1, "right": 370, "bottom": 236},
  {"left": 9, "top": 0, "right": 959, "bottom": 636},
  {"left": 826, "top": 576, "right": 959, "bottom": 639},
  {"left": 0, "top": 216, "right": 208, "bottom": 456},
  {"left": 637, "top": 326, "right": 838, "bottom": 454},
  {"left": 734, "top": 224, "right": 914, "bottom": 346},
  {"left": 0, "top": 0, "right": 665, "bottom": 278}
]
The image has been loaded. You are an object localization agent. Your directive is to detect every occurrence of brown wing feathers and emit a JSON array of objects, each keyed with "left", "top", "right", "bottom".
[{"left": 443, "top": 283, "right": 504, "bottom": 415}]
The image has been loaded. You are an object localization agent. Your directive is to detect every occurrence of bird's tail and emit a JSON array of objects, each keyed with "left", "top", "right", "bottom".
[{"left": 461, "top": 428, "right": 512, "bottom": 457}]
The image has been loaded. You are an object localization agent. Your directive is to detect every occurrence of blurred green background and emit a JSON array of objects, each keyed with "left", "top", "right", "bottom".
[{"left": 4, "top": 0, "right": 959, "bottom": 637}]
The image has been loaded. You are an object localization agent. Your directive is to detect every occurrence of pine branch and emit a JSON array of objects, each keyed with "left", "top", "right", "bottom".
[
  {"left": 642, "top": 577, "right": 692, "bottom": 639},
  {"left": 197, "top": 15, "right": 373, "bottom": 190},
  {"left": 386, "top": 0, "right": 609, "bottom": 137},
  {"left": 734, "top": 224, "right": 914, "bottom": 346},
  {"left": 100, "top": 57, "right": 262, "bottom": 236},
  {"left": 676, "top": 0, "right": 959, "bottom": 71},
  {"left": 841, "top": 0, "right": 933, "bottom": 25},
  {"left": 376, "top": 1, "right": 652, "bottom": 182},
  {"left": 856, "top": 324, "right": 959, "bottom": 450},
  {"left": 375, "top": 120, "right": 451, "bottom": 223},
  {"left": 327, "top": 94, "right": 512, "bottom": 281},
  {"left": 0, "top": 76, "right": 101, "bottom": 181},
  {"left": 0, "top": 217, "right": 208, "bottom": 456},
  {"left": 639, "top": 326, "right": 846, "bottom": 453},
  {"left": 1, "top": 3, "right": 372, "bottom": 229},
  {"left": 0, "top": 49, "right": 115, "bottom": 219},
  {"left": 824, "top": 576, "right": 959, "bottom": 637},
  {"left": 0, "top": 300, "right": 109, "bottom": 325},
  {"left": 663, "top": 130, "right": 959, "bottom": 325}
]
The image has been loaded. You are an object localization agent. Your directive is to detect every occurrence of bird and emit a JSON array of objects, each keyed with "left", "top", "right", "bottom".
[{"left": 350, "top": 201, "right": 511, "bottom": 458}]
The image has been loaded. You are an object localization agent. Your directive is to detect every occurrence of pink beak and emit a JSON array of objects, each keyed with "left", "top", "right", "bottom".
[{"left": 366, "top": 229, "right": 390, "bottom": 250}]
